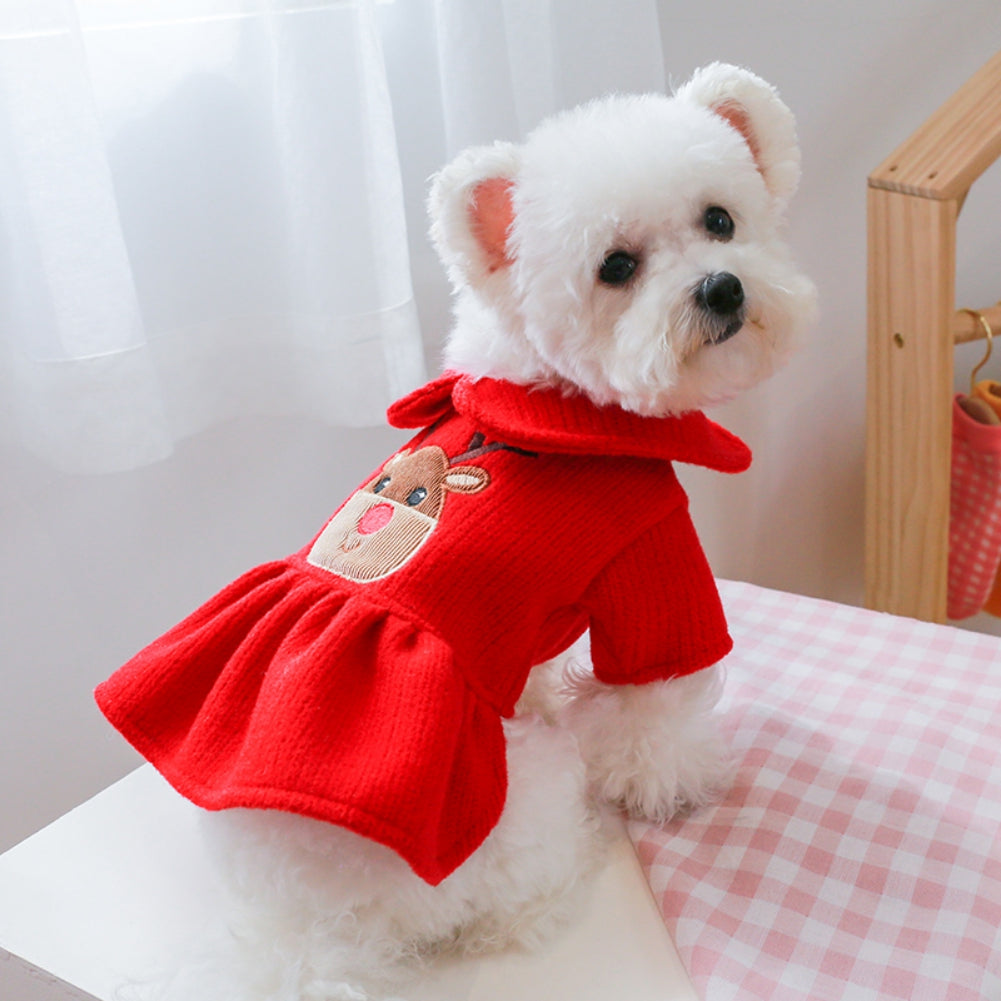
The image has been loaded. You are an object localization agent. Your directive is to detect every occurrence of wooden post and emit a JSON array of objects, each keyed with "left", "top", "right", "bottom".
[
  {"left": 865, "top": 50, "right": 1001, "bottom": 622},
  {"left": 865, "top": 189, "right": 957, "bottom": 621}
]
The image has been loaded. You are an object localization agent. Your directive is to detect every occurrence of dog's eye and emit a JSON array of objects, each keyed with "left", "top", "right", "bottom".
[
  {"left": 406, "top": 487, "right": 428, "bottom": 507},
  {"left": 704, "top": 206, "right": 735, "bottom": 241},
  {"left": 598, "top": 251, "right": 639, "bottom": 287},
  {"left": 373, "top": 476, "right": 391, "bottom": 493}
]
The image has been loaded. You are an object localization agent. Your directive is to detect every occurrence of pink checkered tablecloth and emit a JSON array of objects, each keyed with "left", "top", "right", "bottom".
[{"left": 628, "top": 580, "right": 1001, "bottom": 1001}]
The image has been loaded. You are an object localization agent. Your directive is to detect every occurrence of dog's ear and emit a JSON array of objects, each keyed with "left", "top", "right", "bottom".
[
  {"left": 428, "top": 142, "right": 522, "bottom": 289},
  {"left": 676, "top": 63, "right": 801, "bottom": 207}
]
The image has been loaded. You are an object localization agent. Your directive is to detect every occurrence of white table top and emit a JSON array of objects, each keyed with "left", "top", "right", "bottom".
[{"left": 0, "top": 765, "right": 696, "bottom": 1001}]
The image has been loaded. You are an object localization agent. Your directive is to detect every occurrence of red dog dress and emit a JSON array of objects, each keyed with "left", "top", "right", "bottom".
[{"left": 95, "top": 373, "right": 750, "bottom": 884}]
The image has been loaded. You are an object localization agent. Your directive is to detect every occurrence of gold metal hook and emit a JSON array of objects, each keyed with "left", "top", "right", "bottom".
[{"left": 962, "top": 307, "right": 995, "bottom": 394}]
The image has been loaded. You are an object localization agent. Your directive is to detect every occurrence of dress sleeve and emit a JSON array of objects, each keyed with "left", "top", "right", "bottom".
[{"left": 582, "top": 505, "right": 733, "bottom": 686}]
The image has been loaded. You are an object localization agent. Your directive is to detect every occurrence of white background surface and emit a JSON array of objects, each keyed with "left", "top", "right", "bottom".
[
  {"left": 4, "top": 8, "right": 1001, "bottom": 999},
  {"left": 0, "top": 768, "right": 697, "bottom": 1001}
]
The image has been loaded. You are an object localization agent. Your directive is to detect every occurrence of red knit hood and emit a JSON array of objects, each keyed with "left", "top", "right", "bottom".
[{"left": 388, "top": 373, "right": 752, "bottom": 473}]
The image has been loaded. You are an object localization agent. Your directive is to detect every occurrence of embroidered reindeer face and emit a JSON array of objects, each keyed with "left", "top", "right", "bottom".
[{"left": 307, "top": 442, "right": 491, "bottom": 582}]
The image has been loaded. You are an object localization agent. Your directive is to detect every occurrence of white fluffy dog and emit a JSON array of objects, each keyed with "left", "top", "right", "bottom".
[{"left": 129, "top": 63, "right": 815, "bottom": 1001}]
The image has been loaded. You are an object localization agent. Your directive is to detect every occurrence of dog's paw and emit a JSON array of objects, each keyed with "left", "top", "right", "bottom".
[{"left": 559, "top": 667, "right": 733, "bottom": 822}]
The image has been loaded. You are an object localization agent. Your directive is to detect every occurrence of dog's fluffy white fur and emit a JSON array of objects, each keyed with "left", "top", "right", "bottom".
[
  {"left": 433, "top": 66, "right": 814, "bottom": 416},
  {"left": 146, "top": 63, "right": 816, "bottom": 1001},
  {"left": 148, "top": 716, "right": 603, "bottom": 1001}
]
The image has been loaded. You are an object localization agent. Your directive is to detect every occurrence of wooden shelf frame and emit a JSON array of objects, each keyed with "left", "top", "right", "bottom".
[{"left": 865, "top": 50, "right": 1001, "bottom": 623}]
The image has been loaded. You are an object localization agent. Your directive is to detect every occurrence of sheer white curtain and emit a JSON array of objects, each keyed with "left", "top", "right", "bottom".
[
  {"left": 1, "top": 0, "right": 424, "bottom": 473},
  {"left": 427, "top": 0, "right": 666, "bottom": 152},
  {"left": 380, "top": 0, "right": 666, "bottom": 362},
  {"left": 0, "top": 0, "right": 665, "bottom": 474}
]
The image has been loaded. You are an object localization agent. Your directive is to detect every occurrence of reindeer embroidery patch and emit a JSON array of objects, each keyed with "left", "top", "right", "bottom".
[{"left": 308, "top": 434, "right": 519, "bottom": 583}]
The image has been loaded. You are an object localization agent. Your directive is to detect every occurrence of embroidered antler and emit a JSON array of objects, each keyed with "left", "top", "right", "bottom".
[{"left": 450, "top": 433, "right": 536, "bottom": 465}]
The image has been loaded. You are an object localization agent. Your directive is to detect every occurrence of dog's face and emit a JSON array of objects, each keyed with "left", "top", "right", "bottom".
[{"left": 430, "top": 64, "right": 817, "bottom": 416}]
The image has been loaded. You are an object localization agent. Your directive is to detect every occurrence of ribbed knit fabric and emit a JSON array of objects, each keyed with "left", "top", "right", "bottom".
[
  {"left": 969, "top": 382, "right": 1001, "bottom": 618},
  {"left": 96, "top": 373, "right": 750, "bottom": 884},
  {"left": 947, "top": 395, "right": 1001, "bottom": 620}
]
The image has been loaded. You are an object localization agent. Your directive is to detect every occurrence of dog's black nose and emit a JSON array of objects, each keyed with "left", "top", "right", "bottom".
[{"left": 699, "top": 272, "right": 744, "bottom": 315}]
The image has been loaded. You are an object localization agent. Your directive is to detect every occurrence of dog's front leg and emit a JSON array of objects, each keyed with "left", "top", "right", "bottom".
[{"left": 559, "top": 664, "right": 732, "bottom": 822}]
